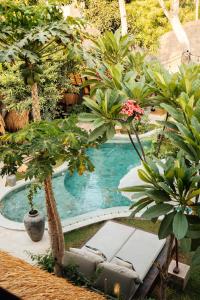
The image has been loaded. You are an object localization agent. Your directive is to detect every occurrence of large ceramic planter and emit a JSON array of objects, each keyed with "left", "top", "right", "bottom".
[{"left": 24, "top": 210, "right": 45, "bottom": 242}]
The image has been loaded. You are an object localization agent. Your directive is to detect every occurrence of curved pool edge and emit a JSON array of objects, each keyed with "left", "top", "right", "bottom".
[{"left": 0, "top": 129, "right": 158, "bottom": 232}]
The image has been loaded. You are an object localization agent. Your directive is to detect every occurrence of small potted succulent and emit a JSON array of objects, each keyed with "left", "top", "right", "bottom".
[{"left": 24, "top": 183, "right": 45, "bottom": 242}]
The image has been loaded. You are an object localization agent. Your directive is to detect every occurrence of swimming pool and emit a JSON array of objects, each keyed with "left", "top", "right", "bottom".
[{"left": 0, "top": 142, "right": 149, "bottom": 223}]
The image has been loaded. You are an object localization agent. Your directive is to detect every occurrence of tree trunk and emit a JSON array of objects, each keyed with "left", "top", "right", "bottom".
[
  {"left": 159, "top": 0, "right": 190, "bottom": 51},
  {"left": 196, "top": 0, "right": 199, "bottom": 20},
  {"left": 31, "top": 82, "right": 41, "bottom": 121},
  {"left": 159, "top": 234, "right": 175, "bottom": 300},
  {"left": 0, "top": 113, "right": 5, "bottom": 135},
  {"left": 170, "top": 16, "right": 190, "bottom": 51},
  {"left": 118, "top": 0, "right": 128, "bottom": 36},
  {"left": 44, "top": 175, "right": 65, "bottom": 277}
]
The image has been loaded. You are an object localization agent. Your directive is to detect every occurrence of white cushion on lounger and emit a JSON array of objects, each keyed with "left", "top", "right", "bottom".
[
  {"left": 95, "top": 261, "right": 140, "bottom": 299},
  {"left": 112, "top": 257, "right": 133, "bottom": 270},
  {"left": 69, "top": 247, "right": 105, "bottom": 262},
  {"left": 114, "top": 229, "right": 166, "bottom": 280},
  {"left": 82, "top": 221, "right": 135, "bottom": 261},
  {"left": 62, "top": 250, "right": 104, "bottom": 279}
]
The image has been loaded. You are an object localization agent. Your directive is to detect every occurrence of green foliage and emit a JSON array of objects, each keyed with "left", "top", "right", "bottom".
[
  {"left": 0, "top": 117, "right": 95, "bottom": 182},
  {"left": 84, "top": 0, "right": 120, "bottom": 33},
  {"left": 90, "top": 30, "right": 134, "bottom": 65},
  {"left": 162, "top": 93, "right": 200, "bottom": 163},
  {"left": 120, "top": 155, "right": 200, "bottom": 240},
  {"left": 0, "top": 49, "right": 82, "bottom": 119},
  {"left": 0, "top": 64, "right": 32, "bottom": 112},
  {"left": 63, "top": 264, "right": 92, "bottom": 286},
  {"left": 79, "top": 89, "right": 125, "bottom": 141},
  {"left": 83, "top": 0, "right": 195, "bottom": 52},
  {"left": 127, "top": 0, "right": 195, "bottom": 52},
  {"left": 146, "top": 63, "right": 200, "bottom": 107},
  {"left": 29, "top": 249, "right": 55, "bottom": 273},
  {"left": 0, "top": 1, "right": 63, "bottom": 32},
  {"left": 0, "top": 1, "right": 83, "bottom": 88},
  {"left": 27, "top": 182, "right": 41, "bottom": 212}
]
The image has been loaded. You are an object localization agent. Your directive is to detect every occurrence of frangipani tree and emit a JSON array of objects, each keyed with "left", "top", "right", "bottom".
[
  {"left": 0, "top": 1, "right": 83, "bottom": 121},
  {"left": 79, "top": 89, "right": 147, "bottom": 161},
  {"left": 120, "top": 155, "right": 200, "bottom": 300},
  {"left": 0, "top": 117, "right": 95, "bottom": 276}
]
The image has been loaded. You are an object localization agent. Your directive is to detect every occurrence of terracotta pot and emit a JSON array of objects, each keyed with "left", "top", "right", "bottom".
[
  {"left": 24, "top": 210, "right": 45, "bottom": 242},
  {"left": 5, "top": 110, "right": 29, "bottom": 132},
  {"left": 63, "top": 93, "right": 79, "bottom": 105}
]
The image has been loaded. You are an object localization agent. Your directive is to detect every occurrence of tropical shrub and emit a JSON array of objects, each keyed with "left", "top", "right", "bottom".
[
  {"left": 83, "top": 0, "right": 195, "bottom": 52},
  {"left": 0, "top": 1, "right": 83, "bottom": 121},
  {"left": 84, "top": 0, "right": 120, "bottom": 33},
  {"left": 29, "top": 250, "right": 54, "bottom": 273},
  {"left": 120, "top": 154, "right": 200, "bottom": 299},
  {"left": 0, "top": 64, "right": 32, "bottom": 112}
]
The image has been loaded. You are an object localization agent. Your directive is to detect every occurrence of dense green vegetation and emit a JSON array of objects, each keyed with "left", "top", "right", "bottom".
[{"left": 83, "top": 0, "right": 195, "bottom": 52}]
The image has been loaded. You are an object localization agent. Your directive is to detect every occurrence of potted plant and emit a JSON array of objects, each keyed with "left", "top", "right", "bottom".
[
  {"left": 62, "top": 83, "right": 80, "bottom": 106},
  {"left": 0, "top": 64, "right": 30, "bottom": 132},
  {"left": 24, "top": 183, "right": 45, "bottom": 242}
]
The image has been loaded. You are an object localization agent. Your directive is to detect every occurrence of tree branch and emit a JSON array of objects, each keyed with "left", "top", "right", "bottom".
[
  {"left": 170, "top": 0, "right": 179, "bottom": 17},
  {"left": 158, "top": 0, "right": 170, "bottom": 19}
]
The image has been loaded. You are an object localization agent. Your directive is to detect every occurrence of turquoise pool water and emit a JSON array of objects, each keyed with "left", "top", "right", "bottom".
[{"left": 0, "top": 142, "right": 149, "bottom": 223}]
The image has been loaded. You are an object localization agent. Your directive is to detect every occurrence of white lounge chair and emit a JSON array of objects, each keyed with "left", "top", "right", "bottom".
[{"left": 62, "top": 221, "right": 166, "bottom": 300}]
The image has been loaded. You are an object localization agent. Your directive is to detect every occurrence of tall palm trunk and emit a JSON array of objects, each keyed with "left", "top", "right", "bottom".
[
  {"left": 118, "top": 0, "right": 128, "bottom": 36},
  {"left": 44, "top": 175, "right": 65, "bottom": 276},
  {"left": 31, "top": 82, "right": 41, "bottom": 121}
]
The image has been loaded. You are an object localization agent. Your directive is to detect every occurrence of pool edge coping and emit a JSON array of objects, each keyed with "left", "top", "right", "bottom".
[{"left": 0, "top": 129, "right": 158, "bottom": 232}]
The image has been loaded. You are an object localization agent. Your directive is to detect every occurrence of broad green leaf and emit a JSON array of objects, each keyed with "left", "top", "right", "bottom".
[
  {"left": 158, "top": 211, "right": 176, "bottom": 239},
  {"left": 142, "top": 203, "right": 173, "bottom": 220},
  {"left": 173, "top": 212, "right": 188, "bottom": 240},
  {"left": 89, "top": 125, "right": 105, "bottom": 141},
  {"left": 144, "top": 189, "right": 171, "bottom": 203},
  {"left": 138, "top": 169, "right": 153, "bottom": 184},
  {"left": 120, "top": 185, "right": 152, "bottom": 192}
]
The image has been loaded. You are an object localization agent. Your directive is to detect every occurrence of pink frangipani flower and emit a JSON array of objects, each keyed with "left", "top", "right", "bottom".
[{"left": 120, "top": 99, "right": 144, "bottom": 120}]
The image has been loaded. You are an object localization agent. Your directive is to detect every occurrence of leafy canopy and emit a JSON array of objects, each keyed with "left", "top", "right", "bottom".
[
  {"left": 0, "top": 117, "right": 95, "bottom": 182},
  {"left": 120, "top": 155, "right": 200, "bottom": 241}
]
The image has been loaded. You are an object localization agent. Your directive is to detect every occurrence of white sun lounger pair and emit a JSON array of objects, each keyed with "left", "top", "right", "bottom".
[{"left": 62, "top": 221, "right": 166, "bottom": 300}]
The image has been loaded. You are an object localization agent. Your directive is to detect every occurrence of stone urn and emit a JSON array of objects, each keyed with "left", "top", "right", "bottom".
[{"left": 24, "top": 210, "right": 45, "bottom": 242}]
